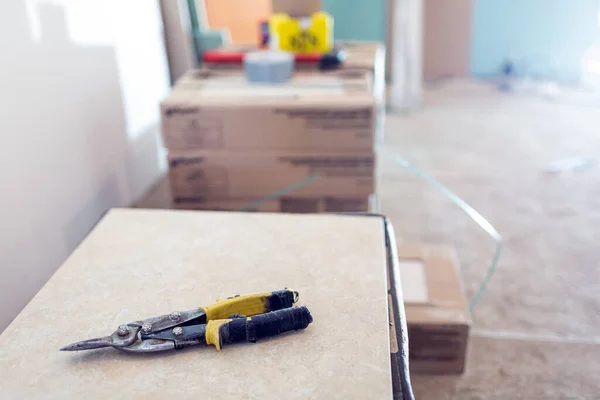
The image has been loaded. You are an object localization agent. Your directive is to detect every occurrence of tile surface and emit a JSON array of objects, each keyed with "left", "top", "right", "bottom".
[
  {"left": 0, "top": 210, "right": 391, "bottom": 399},
  {"left": 411, "top": 335, "right": 600, "bottom": 400}
]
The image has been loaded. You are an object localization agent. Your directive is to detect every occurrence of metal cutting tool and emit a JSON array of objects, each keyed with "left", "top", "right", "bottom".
[{"left": 60, "top": 289, "right": 312, "bottom": 353}]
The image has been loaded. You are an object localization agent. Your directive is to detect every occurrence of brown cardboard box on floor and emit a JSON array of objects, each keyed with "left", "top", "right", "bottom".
[
  {"left": 398, "top": 244, "right": 471, "bottom": 374},
  {"left": 167, "top": 150, "right": 374, "bottom": 198},
  {"left": 172, "top": 194, "right": 377, "bottom": 213},
  {"left": 161, "top": 71, "right": 375, "bottom": 151}
]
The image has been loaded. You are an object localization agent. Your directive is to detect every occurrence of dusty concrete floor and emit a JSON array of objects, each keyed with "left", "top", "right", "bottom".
[
  {"left": 140, "top": 81, "right": 600, "bottom": 398},
  {"left": 381, "top": 81, "right": 600, "bottom": 399}
]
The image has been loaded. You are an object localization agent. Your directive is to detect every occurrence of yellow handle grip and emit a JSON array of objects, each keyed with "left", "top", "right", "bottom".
[
  {"left": 205, "top": 319, "right": 232, "bottom": 350},
  {"left": 199, "top": 289, "right": 297, "bottom": 321}
]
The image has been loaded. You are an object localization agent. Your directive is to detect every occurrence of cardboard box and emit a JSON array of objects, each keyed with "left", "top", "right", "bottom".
[
  {"left": 172, "top": 194, "right": 376, "bottom": 213},
  {"left": 397, "top": 244, "right": 471, "bottom": 374},
  {"left": 272, "top": 0, "right": 321, "bottom": 17},
  {"left": 161, "top": 72, "right": 375, "bottom": 151},
  {"left": 202, "top": 41, "right": 386, "bottom": 107},
  {"left": 331, "top": 41, "right": 386, "bottom": 107},
  {"left": 0, "top": 210, "right": 406, "bottom": 398},
  {"left": 198, "top": 41, "right": 386, "bottom": 144},
  {"left": 167, "top": 150, "right": 374, "bottom": 198}
]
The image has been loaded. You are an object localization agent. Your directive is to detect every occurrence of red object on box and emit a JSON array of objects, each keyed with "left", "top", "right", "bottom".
[{"left": 203, "top": 50, "right": 323, "bottom": 64}]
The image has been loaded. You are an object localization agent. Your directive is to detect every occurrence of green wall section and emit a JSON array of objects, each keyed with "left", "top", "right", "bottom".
[
  {"left": 323, "top": 0, "right": 387, "bottom": 42},
  {"left": 471, "top": 0, "right": 599, "bottom": 80}
]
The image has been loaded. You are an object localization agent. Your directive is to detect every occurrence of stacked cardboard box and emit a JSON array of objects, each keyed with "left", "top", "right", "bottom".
[
  {"left": 204, "top": 41, "right": 386, "bottom": 106},
  {"left": 398, "top": 244, "right": 471, "bottom": 374},
  {"left": 161, "top": 70, "right": 377, "bottom": 213},
  {"left": 334, "top": 41, "right": 387, "bottom": 142},
  {"left": 303, "top": 41, "right": 386, "bottom": 107},
  {"left": 202, "top": 41, "right": 386, "bottom": 145}
]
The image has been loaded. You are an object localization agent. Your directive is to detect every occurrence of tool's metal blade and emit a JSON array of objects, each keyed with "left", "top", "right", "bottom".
[
  {"left": 60, "top": 337, "right": 114, "bottom": 351},
  {"left": 60, "top": 325, "right": 141, "bottom": 352},
  {"left": 130, "top": 309, "right": 207, "bottom": 333},
  {"left": 118, "top": 339, "right": 175, "bottom": 353}
]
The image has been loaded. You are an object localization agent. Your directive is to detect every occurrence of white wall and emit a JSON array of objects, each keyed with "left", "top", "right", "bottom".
[{"left": 0, "top": 0, "right": 170, "bottom": 331}]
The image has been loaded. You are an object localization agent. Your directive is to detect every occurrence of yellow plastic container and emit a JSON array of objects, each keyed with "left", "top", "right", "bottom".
[{"left": 269, "top": 12, "right": 334, "bottom": 54}]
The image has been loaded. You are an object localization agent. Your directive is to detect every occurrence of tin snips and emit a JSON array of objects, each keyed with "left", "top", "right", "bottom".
[{"left": 60, "top": 289, "right": 312, "bottom": 353}]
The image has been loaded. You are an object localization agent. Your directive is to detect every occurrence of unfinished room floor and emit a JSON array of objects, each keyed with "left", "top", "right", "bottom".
[
  {"left": 139, "top": 80, "right": 600, "bottom": 398},
  {"left": 381, "top": 81, "right": 600, "bottom": 399}
]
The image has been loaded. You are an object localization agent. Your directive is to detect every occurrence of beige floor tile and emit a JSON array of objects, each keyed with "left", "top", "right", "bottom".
[
  {"left": 411, "top": 335, "right": 600, "bottom": 400},
  {"left": 380, "top": 83, "right": 600, "bottom": 339}
]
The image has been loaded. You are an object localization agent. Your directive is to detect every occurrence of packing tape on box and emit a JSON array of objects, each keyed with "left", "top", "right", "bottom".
[{"left": 244, "top": 51, "right": 294, "bottom": 84}]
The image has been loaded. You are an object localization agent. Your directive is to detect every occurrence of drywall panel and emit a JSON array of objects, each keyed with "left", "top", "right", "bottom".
[{"left": 424, "top": 0, "right": 472, "bottom": 79}]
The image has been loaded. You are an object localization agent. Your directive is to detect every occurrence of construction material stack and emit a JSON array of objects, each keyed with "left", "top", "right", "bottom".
[{"left": 160, "top": 0, "right": 383, "bottom": 213}]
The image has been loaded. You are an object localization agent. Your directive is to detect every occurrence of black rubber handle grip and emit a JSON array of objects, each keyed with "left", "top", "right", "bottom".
[
  {"left": 266, "top": 289, "right": 298, "bottom": 312},
  {"left": 220, "top": 306, "right": 313, "bottom": 348}
]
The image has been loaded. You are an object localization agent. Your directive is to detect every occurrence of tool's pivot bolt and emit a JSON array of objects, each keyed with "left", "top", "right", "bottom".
[
  {"left": 141, "top": 323, "right": 153, "bottom": 334},
  {"left": 169, "top": 311, "right": 181, "bottom": 321},
  {"left": 117, "top": 325, "right": 130, "bottom": 336},
  {"left": 172, "top": 327, "right": 184, "bottom": 336}
]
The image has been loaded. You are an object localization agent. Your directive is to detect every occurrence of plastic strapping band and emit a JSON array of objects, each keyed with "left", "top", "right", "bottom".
[
  {"left": 396, "top": 156, "right": 503, "bottom": 311},
  {"left": 239, "top": 175, "right": 319, "bottom": 212},
  {"left": 237, "top": 157, "right": 501, "bottom": 311}
]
